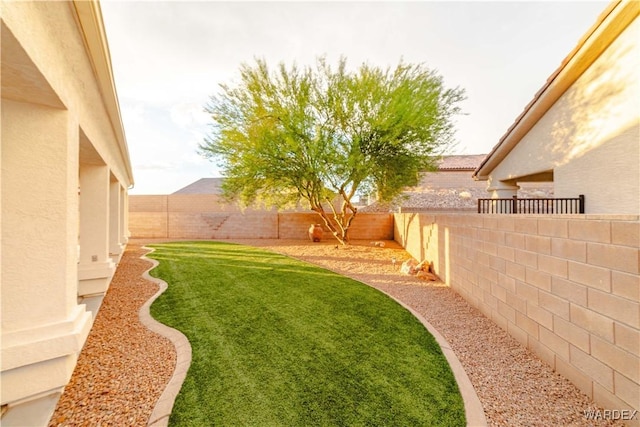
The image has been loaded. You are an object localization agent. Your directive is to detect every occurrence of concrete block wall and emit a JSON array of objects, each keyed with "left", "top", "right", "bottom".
[
  {"left": 165, "top": 194, "right": 275, "bottom": 213},
  {"left": 129, "top": 213, "right": 168, "bottom": 239},
  {"left": 130, "top": 195, "right": 168, "bottom": 212},
  {"left": 166, "top": 213, "right": 278, "bottom": 240},
  {"left": 129, "top": 195, "right": 392, "bottom": 241},
  {"left": 276, "top": 213, "right": 321, "bottom": 239},
  {"left": 167, "top": 194, "right": 224, "bottom": 213},
  {"left": 394, "top": 213, "right": 639, "bottom": 417},
  {"left": 129, "top": 196, "right": 166, "bottom": 238},
  {"left": 277, "top": 213, "right": 394, "bottom": 240}
]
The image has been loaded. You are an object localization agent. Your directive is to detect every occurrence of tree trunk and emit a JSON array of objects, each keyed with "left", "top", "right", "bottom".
[
  {"left": 311, "top": 204, "right": 356, "bottom": 246},
  {"left": 313, "top": 209, "right": 347, "bottom": 245},
  {"left": 308, "top": 192, "right": 357, "bottom": 246}
]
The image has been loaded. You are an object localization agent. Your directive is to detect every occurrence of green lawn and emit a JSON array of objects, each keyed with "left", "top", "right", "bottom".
[{"left": 148, "top": 241, "right": 464, "bottom": 426}]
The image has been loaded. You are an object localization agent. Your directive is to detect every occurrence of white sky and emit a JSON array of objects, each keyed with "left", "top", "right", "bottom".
[{"left": 100, "top": 0, "right": 608, "bottom": 195}]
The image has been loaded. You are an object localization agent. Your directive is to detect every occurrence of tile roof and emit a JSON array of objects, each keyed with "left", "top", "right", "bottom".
[
  {"left": 172, "top": 178, "right": 224, "bottom": 194},
  {"left": 437, "top": 155, "right": 487, "bottom": 171}
]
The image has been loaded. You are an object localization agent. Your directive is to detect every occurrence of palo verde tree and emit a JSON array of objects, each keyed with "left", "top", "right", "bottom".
[{"left": 200, "top": 57, "right": 465, "bottom": 245}]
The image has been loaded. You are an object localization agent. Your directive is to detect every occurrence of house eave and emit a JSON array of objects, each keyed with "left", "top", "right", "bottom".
[
  {"left": 72, "top": 0, "right": 134, "bottom": 187},
  {"left": 473, "top": 0, "right": 638, "bottom": 181}
]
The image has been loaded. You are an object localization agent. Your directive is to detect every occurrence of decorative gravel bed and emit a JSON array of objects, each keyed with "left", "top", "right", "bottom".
[
  {"left": 52, "top": 239, "right": 621, "bottom": 426},
  {"left": 49, "top": 245, "right": 176, "bottom": 426}
]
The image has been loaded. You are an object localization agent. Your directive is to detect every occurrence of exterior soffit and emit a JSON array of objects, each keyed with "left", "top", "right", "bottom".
[
  {"left": 0, "top": 21, "right": 64, "bottom": 109},
  {"left": 79, "top": 129, "right": 106, "bottom": 166},
  {"left": 506, "top": 170, "right": 554, "bottom": 184}
]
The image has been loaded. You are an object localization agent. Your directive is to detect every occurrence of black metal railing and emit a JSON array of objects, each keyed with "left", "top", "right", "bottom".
[{"left": 478, "top": 195, "right": 584, "bottom": 214}]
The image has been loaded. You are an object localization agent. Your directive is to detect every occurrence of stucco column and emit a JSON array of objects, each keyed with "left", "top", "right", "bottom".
[
  {"left": 121, "top": 186, "right": 129, "bottom": 244},
  {"left": 486, "top": 177, "right": 520, "bottom": 213},
  {"left": 1, "top": 101, "right": 92, "bottom": 426},
  {"left": 109, "top": 178, "right": 124, "bottom": 263},
  {"left": 78, "top": 163, "right": 115, "bottom": 299}
]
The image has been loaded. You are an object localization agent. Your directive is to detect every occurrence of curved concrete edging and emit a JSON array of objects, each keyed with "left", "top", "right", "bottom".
[
  {"left": 137, "top": 243, "right": 485, "bottom": 426},
  {"left": 138, "top": 246, "right": 193, "bottom": 427},
  {"left": 376, "top": 289, "right": 488, "bottom": 427}
]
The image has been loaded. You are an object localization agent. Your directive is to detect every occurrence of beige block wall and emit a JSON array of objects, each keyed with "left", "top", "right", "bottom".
[
  {"left": 129, "top": 195, "right": 392, "bottom": 241},
  {"left": 395, "top": 212, "right": 639, "bottom": 415},
  {"left": 129, "top": 195, "right": 168, "bottom": 212},
  {"left": 277, "top": 213, "right": 393, "bottom": 240},
  {"left": 129, "top": 213, "right": 168, "bottom": 239}
]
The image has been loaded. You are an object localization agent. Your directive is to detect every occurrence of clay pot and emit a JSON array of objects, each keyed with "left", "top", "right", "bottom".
[{"left": 308, "top": 224, "right": 323, "bottom": 242}]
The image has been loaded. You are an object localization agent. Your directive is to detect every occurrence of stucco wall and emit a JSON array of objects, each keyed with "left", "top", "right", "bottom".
[
  {"left": 487, "top": 17, "right": 640, "bottom": 214},
  {"left": 2, "top": 1, "right": 132, "bottom": 185},
  {"left": 395, "top": 212, "right": 639, "bottom": 416},
  {"left": 129, "top": 195, "right": 393, "bottom": 241},
  {"left": 1, "top": 1, "right": 133, "bottom": 425}
]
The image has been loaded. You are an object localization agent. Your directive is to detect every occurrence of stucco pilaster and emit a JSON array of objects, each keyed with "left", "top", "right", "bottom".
[
  {"left": 109, "top": 178, "right": 124, "bottom": 263},
  {"left": 2, "top": 1, "right": 134, "bottom": 423},
  {"left": 485, "top": 177, "right": 520, "bottom": 213},
  {"left": 1, "top": 99, "right": 92, "bottom": 421},
  {"left": 122, "top": 186, "right": 130, "bottom": 243},
  {"left": 487, "top": 177, "right": 520, "bottom": 199},
  {"left": 78, "top": 162, "right": 115, "bottom": 298}
]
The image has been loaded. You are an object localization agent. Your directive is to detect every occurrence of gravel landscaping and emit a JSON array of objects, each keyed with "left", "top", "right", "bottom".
[
  {"left": 49, "top": 245, "right": 176, "bottom": 426},
  {"left": 51, "top": 239, "right": 622, "bottom": 426}
]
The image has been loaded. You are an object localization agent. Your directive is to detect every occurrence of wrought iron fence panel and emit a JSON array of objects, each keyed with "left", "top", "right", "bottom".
[{"left": 478, "top": 195, "right": 584, "bottom": 214}]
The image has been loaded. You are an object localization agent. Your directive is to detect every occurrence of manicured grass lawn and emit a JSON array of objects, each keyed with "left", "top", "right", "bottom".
[{"left": 148, "top": 241, "right": 464, "bottom": 426}]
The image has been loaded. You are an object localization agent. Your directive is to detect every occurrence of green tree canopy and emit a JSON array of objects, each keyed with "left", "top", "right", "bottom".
[{"left": 201, "top": 57, "right": 465, "bottom": 244}]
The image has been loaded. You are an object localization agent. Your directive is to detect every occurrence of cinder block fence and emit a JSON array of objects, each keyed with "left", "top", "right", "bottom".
[
  {"left": 395, "top": 213, "right": 639, "bottom": 419},
  {"left": 129, "top": 194, "right": 639, "bottom": 420},
  {"left": 128, "top": 195, "right": 393, "bottom": 240}
]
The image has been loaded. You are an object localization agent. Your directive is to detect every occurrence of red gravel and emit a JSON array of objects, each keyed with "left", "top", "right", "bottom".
[{"left": 49, "top": 244, "right": 176, "bottom": 426}]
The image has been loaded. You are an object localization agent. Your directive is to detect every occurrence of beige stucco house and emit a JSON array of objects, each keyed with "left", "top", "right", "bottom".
[
  {"left": 473, "top": 1, "right": 639, "bottom": 215},
  {"left": 1, "top": 1, "right": 134, "bottom": 425}
]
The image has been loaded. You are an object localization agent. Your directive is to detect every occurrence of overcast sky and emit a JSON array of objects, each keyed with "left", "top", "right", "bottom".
[{"left": 100, "top": 1, "right": 608, "bottom": 195}]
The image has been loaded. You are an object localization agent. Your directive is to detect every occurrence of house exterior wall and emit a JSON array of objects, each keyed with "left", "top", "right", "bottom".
[
  {"left": 1, "top": 1, "right": 133, "bottom": 425},
  {"left": 484, "top": 15, "right": 639, "bottom": 214},
  {"left": 395, "top": 212, "right": 640, "bottom": 418}
]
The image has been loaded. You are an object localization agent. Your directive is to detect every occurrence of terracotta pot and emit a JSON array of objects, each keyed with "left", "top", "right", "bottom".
[{"left": 308, "top": 224, "right": 323, "bottom": 242}]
